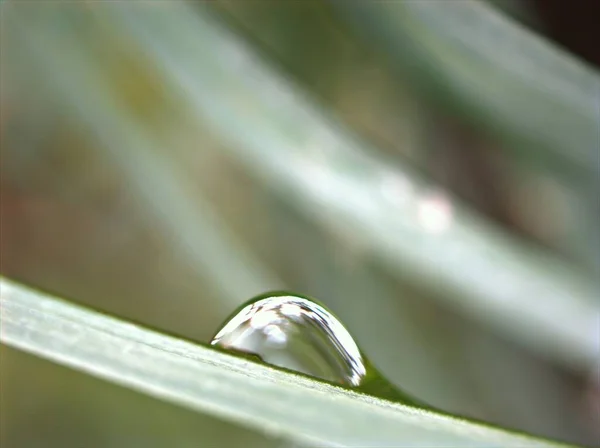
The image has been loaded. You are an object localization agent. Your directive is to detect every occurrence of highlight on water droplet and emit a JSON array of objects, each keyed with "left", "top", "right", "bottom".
[{"left": 210, "top": 292, "right": 427, "bottom": 407}]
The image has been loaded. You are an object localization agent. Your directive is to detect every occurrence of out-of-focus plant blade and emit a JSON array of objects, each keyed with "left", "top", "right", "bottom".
[
  {"left": 4, "top": 1, "right": 597, "bottom": 370},
  {"left": 103, "top": 2, "right": 597, "bottom": 369},
  {"left": 0, "top": 277, "right": 580, "bottom": 448},
  {"left": 3, "top": 2, "right": 282, "bottom": 310},
  {"left": 327, "top": 0, "right": 600, "bottom": 180},
  {"left": 325, "top": 0, "right": 600, "bottom": 273}
]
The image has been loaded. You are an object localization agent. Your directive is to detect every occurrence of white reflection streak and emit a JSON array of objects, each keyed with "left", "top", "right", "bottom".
[
  {"left": 297, "top": 155, "right": 378, "bottom": 221},
  {"left": 264, "top": 324, "right": 288, "bottom": 346},
  {"left": 417, "top": 192, "right": 454, "bottom": 234},
  {"left": 250, "top": 310, "right": 281, "bottom": 330},
  {"left": 380, "top": 172, "right": 414, "bottom": 208},
  {"left": 280, "top": 303, "right": 302, "bottom": 319}
]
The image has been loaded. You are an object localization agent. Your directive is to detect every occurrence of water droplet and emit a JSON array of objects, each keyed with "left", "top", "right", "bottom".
[{"left": 211, "top": 292, "right": 426, "bottom": 407}]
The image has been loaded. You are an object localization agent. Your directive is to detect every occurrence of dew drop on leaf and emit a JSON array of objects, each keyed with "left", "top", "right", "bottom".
[{"left": 210, "top": 292, "right": 427, "bottom": 408}]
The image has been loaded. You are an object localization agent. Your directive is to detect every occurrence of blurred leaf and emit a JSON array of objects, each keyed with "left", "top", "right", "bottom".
[
  {"left": 4, "top": 0, "right": 597, "bottom": 371},
  {"left": 109, "top": 1, "right": 598, "bottom": 368},
  {"left": 327, "top": 0, "right": 600, "bottom": 181}
]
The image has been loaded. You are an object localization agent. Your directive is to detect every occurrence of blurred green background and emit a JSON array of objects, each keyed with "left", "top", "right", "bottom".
[{"left": 1, "top": 0, "right": 598, "bottom": 446}]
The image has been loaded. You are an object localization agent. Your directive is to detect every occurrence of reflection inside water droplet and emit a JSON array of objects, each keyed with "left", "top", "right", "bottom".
[{"left": 211, "top": 293, "right": 366, "bottom": 386}]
